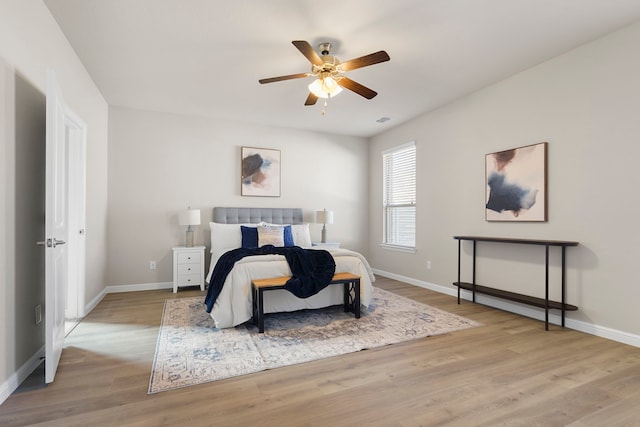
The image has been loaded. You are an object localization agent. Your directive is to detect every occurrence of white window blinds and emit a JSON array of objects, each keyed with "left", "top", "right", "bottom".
[{"left": 382, "top": 142, "right": 416, "bottom": 248}]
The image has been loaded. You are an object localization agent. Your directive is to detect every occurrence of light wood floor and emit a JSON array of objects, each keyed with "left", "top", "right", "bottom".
[{"left": 1, "top": 277, "right": 639, "bottom": 426}]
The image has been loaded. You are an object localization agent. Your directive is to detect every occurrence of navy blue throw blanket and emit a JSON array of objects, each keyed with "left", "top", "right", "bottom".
[{"left": 204, "top": 245, "right": 336, "bottom": 313}]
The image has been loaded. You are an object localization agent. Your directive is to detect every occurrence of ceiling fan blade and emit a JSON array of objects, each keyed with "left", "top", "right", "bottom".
[
  {"left": 292, "top": 40, "right": 323, "bottom": 66},
  {"left": 259, "top": 73, "right": 309, "bottom": 84},
  {"left": 304, "top": 93, "right": 319, "bottom": 106},
  {"left": 339, "top": 51, "right": 390, "bottom": 72},
  {"left": 337, "top": 77, "right": 378, "bottom": 99}
]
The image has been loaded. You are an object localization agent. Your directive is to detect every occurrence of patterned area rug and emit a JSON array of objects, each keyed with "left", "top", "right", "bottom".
[{"left": 149, "top": 288, "right": 482, "bottom": 393}]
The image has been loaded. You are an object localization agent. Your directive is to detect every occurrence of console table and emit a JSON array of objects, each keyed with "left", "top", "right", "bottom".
[{"left": 453, "top": 236, "right": 579, "bottom": 330}]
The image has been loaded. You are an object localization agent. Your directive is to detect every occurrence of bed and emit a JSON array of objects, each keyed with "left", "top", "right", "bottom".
[{"left": 204, "top": 207, "right": 375, "bottom": 328}]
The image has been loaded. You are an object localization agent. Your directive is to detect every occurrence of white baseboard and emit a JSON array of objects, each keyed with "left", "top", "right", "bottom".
[
  {"left": 373, "top": 269, "right": 640, "bottom": 348},
  {"left": 85, "top": 287, "right": 107, "bottom": 315},
  {"left": 0, "top": 346, "right": 44, "bottom": 406},
  {"left": 106, "top": 281, "right": 173, "bottom": 294}
]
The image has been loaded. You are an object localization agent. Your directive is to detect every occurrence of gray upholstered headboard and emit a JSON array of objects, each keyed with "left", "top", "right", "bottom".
[{"left": 213, "top": 207, "right": 303, "bottom": 225}]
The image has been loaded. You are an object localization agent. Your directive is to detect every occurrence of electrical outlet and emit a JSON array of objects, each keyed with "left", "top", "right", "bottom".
[
  {"left": 149, "top": 260, "right": 157, "bottom": 270},
  {"left": 35, "top": 305, "right": 42, "bottom": 324},
  {"left": 426, "top": 260, "right": 432, "bottom": 270}
]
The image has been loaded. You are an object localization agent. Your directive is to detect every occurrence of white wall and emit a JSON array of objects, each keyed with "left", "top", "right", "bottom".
[
  {"left": 369, "top": 21, "right": 640, "bottom": 339},
  {"left": 0, "top": 0, "right": 109, "bottom": 400},
  {"left": 107, "top": 107, "right": 369, "bottom": 286}
]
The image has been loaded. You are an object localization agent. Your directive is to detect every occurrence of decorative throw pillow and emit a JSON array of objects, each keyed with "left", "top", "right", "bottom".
[
  {"left": 291, "top": 223, "right": 312, "bottom": 247},
  {"left": 264, "top": 223, "right": 296, "bottom": 247},
  {"left": 282, "top": 225, "right": 294, "bottom": 247},
  {"left": 257, "top": 225, "right": 285, "bottom": 247},
  {"left": 240, "top": 226, "right": 258, "bottom": 248}
]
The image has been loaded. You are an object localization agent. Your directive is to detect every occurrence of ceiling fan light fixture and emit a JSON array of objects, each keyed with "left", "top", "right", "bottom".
[
  {"left": 308, "top": 76, "right": 343, "bottom": 99},
  {"left": 322, "top": 75, "right": 339, "bottom": 92},
  {"left": 259, "top": 40, "right": 389, "bottom": 106}
]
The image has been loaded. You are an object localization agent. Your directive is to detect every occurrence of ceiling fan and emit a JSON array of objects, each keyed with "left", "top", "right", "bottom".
[{"left": 259, "top": 40, "right": 390, "bottom": 106}]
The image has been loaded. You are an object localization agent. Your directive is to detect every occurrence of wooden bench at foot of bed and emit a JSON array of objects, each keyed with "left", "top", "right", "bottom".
[{"left": 251, "top": 272, "right": 361, "bottom": 333}]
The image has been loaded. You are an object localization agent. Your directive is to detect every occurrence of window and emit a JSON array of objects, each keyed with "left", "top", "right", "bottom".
[{"left": 382, "top": 142, "right": 416, "bottom": 250}]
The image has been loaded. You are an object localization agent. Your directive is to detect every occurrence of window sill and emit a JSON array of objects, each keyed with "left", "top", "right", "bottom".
[{"left": 379, "top": 243, "right": 417, "bottom": 254}]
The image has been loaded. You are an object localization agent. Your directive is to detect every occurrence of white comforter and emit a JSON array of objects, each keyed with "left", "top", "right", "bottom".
[{"left": 205, "top": 248, "right": 376, "bottom": 328}]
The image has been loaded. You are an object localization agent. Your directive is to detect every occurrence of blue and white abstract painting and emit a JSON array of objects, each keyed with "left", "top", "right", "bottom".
[{"left": 485, "top": 142, "right": 547, "bottom": 221}]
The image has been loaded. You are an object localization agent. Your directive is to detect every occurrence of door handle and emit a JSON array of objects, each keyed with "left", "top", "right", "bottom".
[{"left": 36, "top": 238, "right": 66, "bottom": 248}]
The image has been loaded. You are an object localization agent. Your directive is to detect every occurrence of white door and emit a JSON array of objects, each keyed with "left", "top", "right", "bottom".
[{"left": 43, "top": 70, "right": 68, "bottom": 384}]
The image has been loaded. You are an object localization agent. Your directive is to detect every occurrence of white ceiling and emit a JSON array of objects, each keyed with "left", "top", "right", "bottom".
[{"left": 44, "top": 0, "right": 640, "bottom": 138}]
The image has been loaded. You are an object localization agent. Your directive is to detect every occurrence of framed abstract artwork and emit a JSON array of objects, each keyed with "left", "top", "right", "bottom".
[
  {"left": 485, "top": 142, "right": 547, "bottom": 222},
  {"left": 241, "top": 147, "right": 281, "bottom": 197}
]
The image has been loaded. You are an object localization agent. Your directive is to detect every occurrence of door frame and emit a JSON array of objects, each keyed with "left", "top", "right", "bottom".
[{"left": 65, "top": 108, "right": 87, "bottom": 320}]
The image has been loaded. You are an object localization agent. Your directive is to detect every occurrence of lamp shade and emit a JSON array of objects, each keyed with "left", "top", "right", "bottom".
[
  {"left": 316, "top": 209, "right": 334, "bottom": 225},
  {"left": 308, "top": 77, "right": 343, "bottom": 99},
  {"left": 179, "top": 209, "right": 201, "bottom": 226}
]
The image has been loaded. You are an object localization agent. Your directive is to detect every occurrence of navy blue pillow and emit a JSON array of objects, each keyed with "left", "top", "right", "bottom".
[
  {"left": 283, "top": 225, "right": 294, "bottom": 247},
  {"left": 240, "top": 226, "right": 258, "bottom": 248}
]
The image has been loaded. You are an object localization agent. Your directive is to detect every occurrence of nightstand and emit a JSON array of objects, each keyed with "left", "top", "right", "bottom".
[
  {"left": 312, "top": 242, "right": 340, "bottom": 249},
  {"left": 172, "top": 246, "right": 206, "bottom": 293}
]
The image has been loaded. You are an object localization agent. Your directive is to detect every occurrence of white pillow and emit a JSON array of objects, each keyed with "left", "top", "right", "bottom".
[
  {"left": 257, "top": 225, "right": 285, "bottom": 247},
  {"left": 291, "top": 223, "right": 312, "bottom": 247},
  {"left": 209, "top": 222, "right": 242, "bottom": 251}
]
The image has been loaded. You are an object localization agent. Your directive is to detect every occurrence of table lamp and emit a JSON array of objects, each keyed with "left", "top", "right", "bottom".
[
  {"left": 179, "top": 208, "right": 201, "bottom": 247},
  {"left": 316, "top": 209, "right": 334, "bottom": 243}
]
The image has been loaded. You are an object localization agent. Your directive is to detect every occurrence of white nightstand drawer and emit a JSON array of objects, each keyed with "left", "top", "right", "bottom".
[
  {"left": 177, "top": 252, "right": 200, "bottom": 264},
  {"left": 177, "top": 264, "right": 199, "bottom": 275},
  {"left": 176, "top": 273, "right": 201, "bottom": 286}
]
